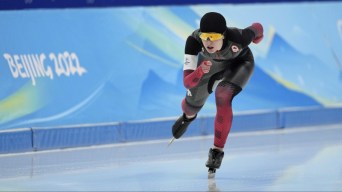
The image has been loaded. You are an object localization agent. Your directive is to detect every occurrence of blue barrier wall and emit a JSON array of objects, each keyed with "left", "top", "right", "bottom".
[
  {"left": 0, "top": 128, "right": 32, "bottom": 153},
  {"left": 1, "top": 106, "right": 342, "bottom": 154}
]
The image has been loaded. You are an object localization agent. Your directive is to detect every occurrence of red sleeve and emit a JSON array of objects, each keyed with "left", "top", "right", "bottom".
[{"left": 183, "top": 68, "right": 204, "bottom": 89}]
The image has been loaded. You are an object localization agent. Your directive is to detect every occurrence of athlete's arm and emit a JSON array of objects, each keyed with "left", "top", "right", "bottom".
[
  {"left": 248, "top": 23, "right": 264, "bottom": 44},
  {"left": 227, "top": 23, "right": 264, "bottom": 47},
  {"left": 182, "top": 35, "right": 210, "bottom": 89}
]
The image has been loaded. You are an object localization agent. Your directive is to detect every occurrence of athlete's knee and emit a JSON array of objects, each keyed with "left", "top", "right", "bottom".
[
  {"left": 215, "top": 86, "right": 232, "bottom": 106},
  {"left": 215, "top": 82, "right": 242, "bottom": 106}
]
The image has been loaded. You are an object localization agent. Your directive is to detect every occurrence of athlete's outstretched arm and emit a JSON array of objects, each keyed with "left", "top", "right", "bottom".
[{"left": 231, "top": 23, "right": 264, "bottom": 47}]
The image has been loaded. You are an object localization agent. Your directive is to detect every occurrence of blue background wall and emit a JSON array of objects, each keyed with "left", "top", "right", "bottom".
[
  {"left": 0, "top": 2, "right": 342, "bottom": 129},
  {"left": 1, "top": 1, "right": 342, "bottom": 131}
]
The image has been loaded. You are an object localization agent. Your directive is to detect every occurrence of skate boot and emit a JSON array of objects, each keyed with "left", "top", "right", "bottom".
[
  {"left": 205, "top": 148, "right": 224, "bottom": 178},
  {"left": 172, "top": 113, "right": 196, "bottom": 139}
]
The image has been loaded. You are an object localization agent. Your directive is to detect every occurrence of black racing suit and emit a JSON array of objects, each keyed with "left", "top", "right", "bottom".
[{"left": 183, "top": 27, "right": 256, "bottom": 112}]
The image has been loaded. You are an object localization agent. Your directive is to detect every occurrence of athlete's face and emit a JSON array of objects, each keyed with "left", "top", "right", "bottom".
[{"left": 201, "top": 39, "right": 224, "bottom": 53}]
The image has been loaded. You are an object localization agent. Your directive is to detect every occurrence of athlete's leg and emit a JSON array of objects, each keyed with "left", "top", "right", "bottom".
[
  {"left": 206, "top": 50, "right": 254, "bottom": 169},
  {"left": 173, "top": 66, "right": 213, "bottom": 139},
  {"left": 172, "top": 89, "right": 210, "bottom": 139},
  {"left": 213, "top": 81, "right": 241, "bottom": 148},
  {"left": 213, "top": 59, "right": 254, "bottom": 148},
  {"left": 181, "top": 97, "right": 204, "bottom": 117}
]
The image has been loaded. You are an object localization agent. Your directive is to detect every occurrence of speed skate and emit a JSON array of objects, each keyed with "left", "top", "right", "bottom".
[{"left": 206, "top": 148, "right": 224, "bottom": 178}]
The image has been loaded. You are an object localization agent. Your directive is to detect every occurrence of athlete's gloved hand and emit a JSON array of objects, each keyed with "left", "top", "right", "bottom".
[
  {"left": 251, "top": 23, "right": 264, "bottom": 44},
  {"left": 200, "top": 60, "right": 212, "bottom": 74}
]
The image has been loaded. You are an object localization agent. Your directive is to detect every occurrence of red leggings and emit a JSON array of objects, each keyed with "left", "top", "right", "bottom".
[{"left": 213, "top": 83, "right": 234, "bottom": 148}]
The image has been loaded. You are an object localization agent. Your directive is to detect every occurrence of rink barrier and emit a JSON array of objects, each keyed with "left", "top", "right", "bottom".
[
  {"left": 32, "top": 123, "right": 122, "bottom": 151},
  {"left": 0, "top": 128, "right": 32, "bottom": 154},
  {"left": 278, "top": 106, "right": 342, "bottom": 128},
  {"left": 1, "top": 106, "right": 342, "bottom": 154}
]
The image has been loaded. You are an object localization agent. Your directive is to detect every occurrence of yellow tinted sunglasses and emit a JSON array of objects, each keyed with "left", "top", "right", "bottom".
[{"left": 199, "top": 32, "right": 224, "bottom": 41}]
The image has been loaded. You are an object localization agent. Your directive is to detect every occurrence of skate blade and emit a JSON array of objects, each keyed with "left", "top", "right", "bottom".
[
  {"left": 208, "top": 172, "right": 215, "bottom": 179},
  {"left": 167, "top": 137, "right": 175, "bottom": 147},
  {"left": 208, "top": 168, "right": 216, "bottom": 179}
]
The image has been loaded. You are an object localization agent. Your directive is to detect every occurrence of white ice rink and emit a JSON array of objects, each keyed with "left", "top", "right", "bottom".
[{"left": 1, "top": 124, "right": 342, "bottom": 191}]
